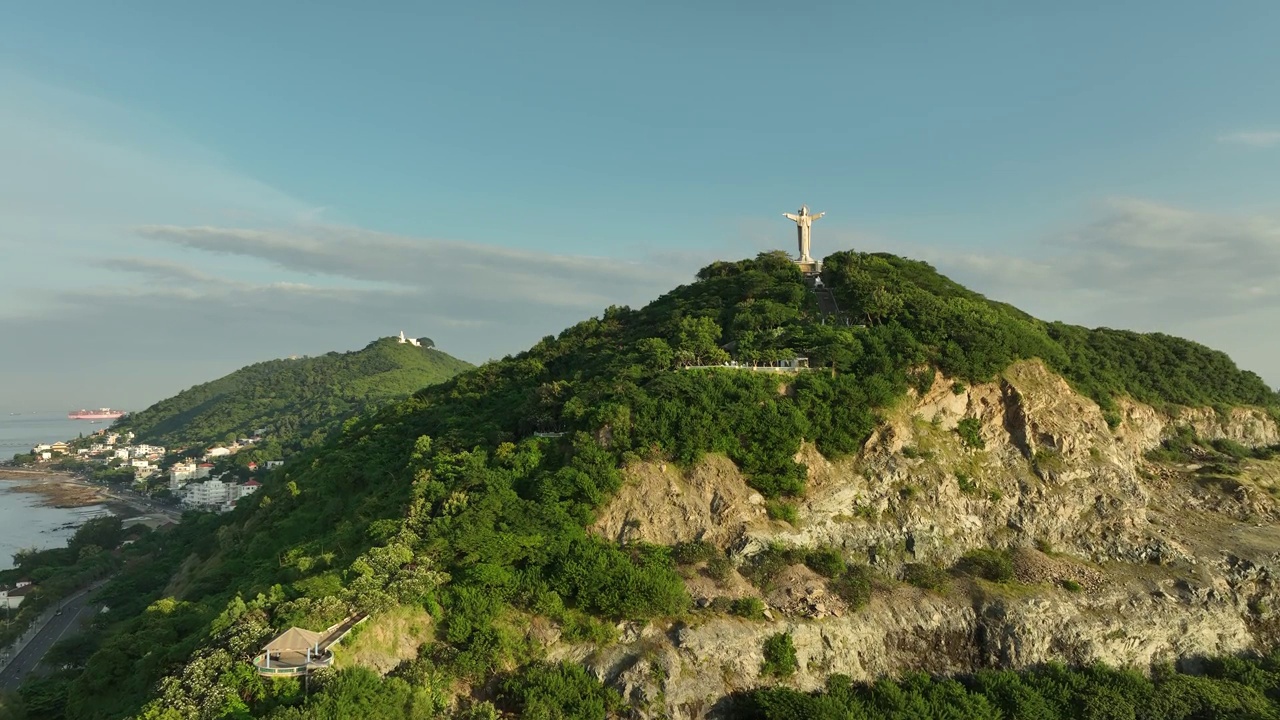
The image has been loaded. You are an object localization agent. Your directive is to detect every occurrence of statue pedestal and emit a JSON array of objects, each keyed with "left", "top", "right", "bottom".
[{"left": 794, "top": 259, "right": 821, "bottom": 275}]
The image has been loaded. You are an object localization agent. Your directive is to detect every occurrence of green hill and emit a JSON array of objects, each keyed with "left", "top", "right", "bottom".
[
  {"left": 114, "top": 337, "right": 473, "bottom": 453},
  {"left": 13, "top": 252, "right": 1279, "bottom": 719}
]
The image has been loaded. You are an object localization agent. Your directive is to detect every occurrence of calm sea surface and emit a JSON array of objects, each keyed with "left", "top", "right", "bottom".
[
  {"left": 0, "top": 487, "right": 110, "bottom": 571},
  {"left": 0, "top": 411, "right": 114, "bottom": 570},
  {"left": 0, "top": 411, "right": 100, "bottom": 462}
]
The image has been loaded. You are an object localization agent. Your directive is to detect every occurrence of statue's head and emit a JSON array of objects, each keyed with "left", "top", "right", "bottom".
[{"left": 800, "top": 205, "right": 808, "bottom": 215}]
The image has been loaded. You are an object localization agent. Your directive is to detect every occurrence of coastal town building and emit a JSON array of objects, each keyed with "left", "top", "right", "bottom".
[
  {"left": 169, "top": 462, "right": 199, "bottom": 489},
  {"left": 206, "top": 447, "right": 232, "bottom": 459},
  {"left": 131, "top": 444, "right": 166, "bottom": 459},
  {"left": 0, "top": 580, "right": 35, "bottom": 609},
  {"left": 182, "top": 479, "right": 229, "bottom": 506},
  {"left": 266, "top": 461, "right": 284, "bottom": 470},
  {"left": 179, "top": 479, "right": 261, "bottom": 510},
  {"left": 233, "top": 479, "right": 262, "bottom": 502}
]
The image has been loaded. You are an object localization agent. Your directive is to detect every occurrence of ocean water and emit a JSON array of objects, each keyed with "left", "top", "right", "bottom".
[
  {"left": 0, "top": 485, "right": 110, "bottom": 571},
  {"left": 0, "top": 411, "right": 100, "bottom": 462},
  {"left": 0, "top": 412, "right": 114, "bottom": 570}
]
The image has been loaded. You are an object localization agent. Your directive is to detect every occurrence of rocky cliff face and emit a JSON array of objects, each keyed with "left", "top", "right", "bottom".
[{"left": 582, "top": 361, "right": 1280, "bottom": 719}]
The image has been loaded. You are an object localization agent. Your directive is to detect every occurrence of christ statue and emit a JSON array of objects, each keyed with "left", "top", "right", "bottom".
[{"left": 783, "top": 205, "right": 824, "bottom": 262}]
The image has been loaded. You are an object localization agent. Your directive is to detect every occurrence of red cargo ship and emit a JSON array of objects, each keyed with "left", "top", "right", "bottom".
[{"left": 68, "top": 408, "right": 126, "bottom": 421}]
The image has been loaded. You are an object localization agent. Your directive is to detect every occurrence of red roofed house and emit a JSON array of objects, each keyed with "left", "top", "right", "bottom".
[{"left": 230, "top": 479, "right": 262, "bottom": 504}]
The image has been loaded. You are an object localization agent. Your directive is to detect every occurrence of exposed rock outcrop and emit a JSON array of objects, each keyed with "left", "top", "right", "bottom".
[{"left": 581, "top": 360, "right": 1280, "bottom": 718}]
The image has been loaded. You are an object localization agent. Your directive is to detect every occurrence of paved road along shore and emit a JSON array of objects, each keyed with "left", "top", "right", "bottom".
[{"left": 0, "top": 587, "right": 99, "bottom": 691}]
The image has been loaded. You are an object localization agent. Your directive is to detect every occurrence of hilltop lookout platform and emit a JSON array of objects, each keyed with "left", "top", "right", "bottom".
[
  {"left": 682, "top": 358, "right": 811, "bottom": 373},
  {"left": 252, "top": 614, "right": 366, "bottom": 677}
]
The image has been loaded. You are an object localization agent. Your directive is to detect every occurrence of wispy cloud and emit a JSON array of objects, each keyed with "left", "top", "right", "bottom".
[
  {"left": 1216, "top": 131, "right": 1280, "bottom": 148},
  {"left": 93, "top": 257, "right": 223, "bottom": 285},
  {"left": 134, "top": 223, "right": 692, "bottom": 312},
  {"left": 936, "top": 197, "right": 1280, "bottom": 315},
  {"left": 917, "top": 197, "right": 1280, "bottom": 386}
]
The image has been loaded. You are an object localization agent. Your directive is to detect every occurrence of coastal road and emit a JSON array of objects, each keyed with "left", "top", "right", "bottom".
[
  {"left": 0, "top": 588, "right": 98, "bottom": 691},
  {"left": 102, "top": 486, "right": 183, "bottom": 525}
]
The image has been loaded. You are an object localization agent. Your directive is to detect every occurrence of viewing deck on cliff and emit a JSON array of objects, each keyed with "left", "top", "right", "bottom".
[{"left": 252, "top": 614, "right": 366, "bottom": 677}]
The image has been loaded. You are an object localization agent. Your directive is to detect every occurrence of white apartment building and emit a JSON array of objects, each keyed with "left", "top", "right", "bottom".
[
  {"left": 169, "top": 462, "right": 199, "bottom": 489},
  {"left": 183, "top": 479, "right": 230, "bottom": 506},
  {"left": 131, "top": 444, "right": 166, "bottom": 458},
  {"left": 182, "top": 479, "right": 261, "bottom": 509}
]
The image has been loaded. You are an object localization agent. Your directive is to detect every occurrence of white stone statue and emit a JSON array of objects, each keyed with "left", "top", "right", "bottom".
[{"left": 783, "top": 205, "right": 824, "bottom": 262}]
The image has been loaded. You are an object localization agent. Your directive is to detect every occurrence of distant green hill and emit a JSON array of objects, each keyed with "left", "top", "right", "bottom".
[{"left": 114, "top": 337, "right": 472, "bottom": 453}]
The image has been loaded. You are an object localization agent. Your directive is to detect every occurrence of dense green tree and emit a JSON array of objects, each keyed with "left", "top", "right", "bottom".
[
  {"left": 113, "top": 338, "right": 471, "bottom": 456},
  {"left": 28, "top": 252, "right": 1278, "bottom": 720},
  {"left": 736, "top": 658, "right": 1280, "bottom": 720}
]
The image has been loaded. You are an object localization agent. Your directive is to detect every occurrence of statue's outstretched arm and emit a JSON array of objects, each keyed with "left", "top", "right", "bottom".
[
  {"left": 813, "top": 212, "right": 825, "bottom": 220},
  {"left": 783, "top": 213, "right": 800, "bottom": 222}
]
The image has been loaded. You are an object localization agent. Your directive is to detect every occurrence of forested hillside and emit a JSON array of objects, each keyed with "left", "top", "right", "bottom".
[
  {"left": 113, "top": 338, "right": 473, "bottom": 453},
  {"left": 6, "top": 251, "right": 1277, "bottom": 720}
]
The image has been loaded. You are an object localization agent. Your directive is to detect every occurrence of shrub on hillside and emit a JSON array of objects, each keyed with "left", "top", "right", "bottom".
[
  {"left": 830, "top": 565, "right": 874, "bottom": 611},
  {"left": 730, "top": 597, "right": 766, "bottom": 619},
  {"left": 803, "top": 548, "right": 845, "bottom": 578},
  {"left": 957, "top": 418, "right": 985, "bottom": 450},
  {"left": 760, "top": 633, "right": 798, "bottom": 679},
  {"left": 706, "top": 555, "right": 734, "bottom": 582},
  {"left": 903, "top": 563, "right": 948, "bottom": 591},
  {"left": 766, "top": 501, "right": 799, "bottom": 525},
  {"left": 956, "top": 549, "right": 1014, "bottom": 583},
  {"left": 741, "top": 544, "right": 803, "bottom": 591},
  {"left": 671, "top": 540, "right": 718, "bottom": 565}
]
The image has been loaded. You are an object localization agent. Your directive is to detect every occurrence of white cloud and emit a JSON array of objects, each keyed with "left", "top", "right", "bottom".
[
  {"left": 917, "top": 197, "right": 1280, "bottom": 387},
  {"left": 134, "top": 223, "right": 693, "bottom": 312},
  {"left": 1217, "top": 131, "right": 1280, "bottom": 148}
]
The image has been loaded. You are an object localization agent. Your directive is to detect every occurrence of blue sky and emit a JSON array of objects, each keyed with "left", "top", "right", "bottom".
[{"left": 2, "top": 2, "right": 1279, "bottom": 410}]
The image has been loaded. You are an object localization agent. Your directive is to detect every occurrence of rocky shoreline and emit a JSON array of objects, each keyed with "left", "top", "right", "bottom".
[{"left": 0, "top": 470, "right": 131, "bottom": 516}]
